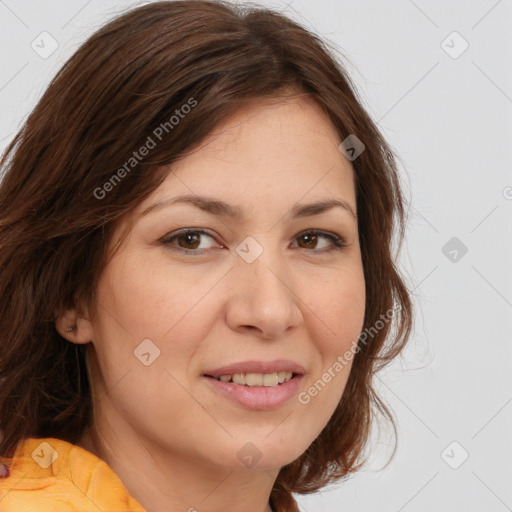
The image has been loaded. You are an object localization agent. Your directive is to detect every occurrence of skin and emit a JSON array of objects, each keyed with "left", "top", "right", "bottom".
[{"left": 55, "top": 95, "right": 366, "bottom": 512}]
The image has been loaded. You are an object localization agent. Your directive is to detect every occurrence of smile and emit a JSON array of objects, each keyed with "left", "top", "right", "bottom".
[
  {"left": 209, "top": 371, "right": 295, "bottom": 387},
  {"left": 203, "top": 373, "right": 304, "bottom": 410}
]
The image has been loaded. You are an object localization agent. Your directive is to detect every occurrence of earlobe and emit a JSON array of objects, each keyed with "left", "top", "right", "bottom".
[{"left": 54, "top": 307, "right": 93, "bottom": 344}]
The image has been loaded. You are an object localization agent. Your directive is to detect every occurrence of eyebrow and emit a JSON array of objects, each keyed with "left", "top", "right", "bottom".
[{"left": 139, "top": 194, "right": 357, "bottom": 221}]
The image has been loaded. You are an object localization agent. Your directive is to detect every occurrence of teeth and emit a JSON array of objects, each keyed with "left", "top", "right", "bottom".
[
  {"left": 214, "top": 372, "right": 294, "bottom": 387},
  {"left": 232, "top": 373, "right": 245, "bottom": 385},
  {"left": 262, "top": 373, "right": 279, "bottom": 387},
  {"left": 245, "top": 373, "right": 263, "bottom": 386}
]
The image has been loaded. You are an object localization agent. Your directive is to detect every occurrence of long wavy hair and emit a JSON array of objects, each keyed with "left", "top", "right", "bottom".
[{"left": 0, "top": 1, "right": 413, "bottom": 510}]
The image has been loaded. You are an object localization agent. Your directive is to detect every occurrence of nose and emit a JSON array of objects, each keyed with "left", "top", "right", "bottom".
[{"left": 224, "top": 245, "right": 303, "bottom": 340}]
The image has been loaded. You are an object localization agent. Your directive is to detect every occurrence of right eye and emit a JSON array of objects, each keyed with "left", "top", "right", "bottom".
[{"left": 160, "top": 229, "right": 223, "bottom": 256}]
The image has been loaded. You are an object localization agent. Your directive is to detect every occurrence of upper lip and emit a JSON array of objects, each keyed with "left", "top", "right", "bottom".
[{"left": 203, "top": 359, "right": 306, "bottom": 379}]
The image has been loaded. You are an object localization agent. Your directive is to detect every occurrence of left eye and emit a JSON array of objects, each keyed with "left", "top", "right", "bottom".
[
  {"left": 161, "top": 229, "right": 346, "bottom": 255},
  {"left": 293, "top": 230, "right": 346, "bottom": 251}
]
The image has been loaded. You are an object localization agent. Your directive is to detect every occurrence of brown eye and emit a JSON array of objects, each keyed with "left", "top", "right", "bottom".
[
  {"left": 297, "top": 233, "right": 319, "bottom": 249},
  {"left": 294, "top": 230, "right": 347, "bottom": 252},
  {"left": 161, "top": 229, "right": 219, "bottom": 255},
  {"left": 175, "top": 232, "right": 201, "bottom": 250}
]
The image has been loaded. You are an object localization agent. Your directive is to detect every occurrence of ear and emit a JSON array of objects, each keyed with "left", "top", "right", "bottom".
[{"left": 54, "top": 304, "right": 94, "bottom": 345}]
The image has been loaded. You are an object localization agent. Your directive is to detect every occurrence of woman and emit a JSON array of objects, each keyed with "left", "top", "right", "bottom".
[{"left": 0, "top": 1, "right": 413, "bottom": 511}]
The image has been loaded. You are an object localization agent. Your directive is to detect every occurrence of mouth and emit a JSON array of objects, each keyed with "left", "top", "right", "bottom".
[
  {"left": 202, "top": 363, "right": 305, "bottom": 410},
  {"left": 203, "top": 371, "right": 298, "bottom": 387}
]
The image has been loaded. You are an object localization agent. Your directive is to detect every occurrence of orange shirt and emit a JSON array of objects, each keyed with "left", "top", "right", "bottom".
[{"left": 0, "top": 437, "right": 145, "bottom": 512}]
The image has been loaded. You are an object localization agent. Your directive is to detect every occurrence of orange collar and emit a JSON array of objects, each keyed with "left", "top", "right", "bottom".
[{"left": 0, "top": 437, "right": 145, "bottom": 511}]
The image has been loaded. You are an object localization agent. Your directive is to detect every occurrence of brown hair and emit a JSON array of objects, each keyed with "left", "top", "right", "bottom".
[{"left": 0, "top": 1, "right": 413, "bottom": 510}]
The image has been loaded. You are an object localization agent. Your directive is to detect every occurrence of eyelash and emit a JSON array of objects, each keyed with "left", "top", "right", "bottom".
[{"left": 160, "top": 228, "right": 347, "bottom": 256}]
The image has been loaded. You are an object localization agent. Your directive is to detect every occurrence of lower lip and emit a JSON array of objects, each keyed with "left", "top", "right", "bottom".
[{"left": 203, "top": 374, "right": 304, "bottom": 410}]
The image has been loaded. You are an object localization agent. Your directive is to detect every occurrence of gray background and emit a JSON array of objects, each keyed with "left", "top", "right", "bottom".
[{"left": 1, "top": 1, "right": 511, "bottom": 510}]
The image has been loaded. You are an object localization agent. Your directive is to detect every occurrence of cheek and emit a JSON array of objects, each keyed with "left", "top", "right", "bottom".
[
  {"left": 95, "top": 249, "right": 220, "bottom": 345},
  {"left": 298, "top": 266, "right": 365, "bottom": 412},
  {"left": 306, "top": 265, "right": 366, "bottom": 355},
  {"left": 87, "top": 253, "right": 217, "bottom": 420}
]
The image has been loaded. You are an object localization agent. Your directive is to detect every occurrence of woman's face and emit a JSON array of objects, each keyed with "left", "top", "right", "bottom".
[{"left": 80, "top": 96, "right": 366, "bottom": 470}]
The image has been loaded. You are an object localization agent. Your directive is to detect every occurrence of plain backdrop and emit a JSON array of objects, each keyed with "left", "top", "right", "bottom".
[{"left": 1, "top": 1, "right": 511, "bottom": 511}]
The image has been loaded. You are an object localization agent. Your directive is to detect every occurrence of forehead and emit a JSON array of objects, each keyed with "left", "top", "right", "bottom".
[
  {"left": 193, "top": 95, "right": 342, "bottom": 159},
  {"left": 155, "top": 96, "right": 355, "bottom": 203}
]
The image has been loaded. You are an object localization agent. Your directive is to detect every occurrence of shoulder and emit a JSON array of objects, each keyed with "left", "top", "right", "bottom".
[{"left": 0, "top": 437, "right": 145, "bottom": 512}]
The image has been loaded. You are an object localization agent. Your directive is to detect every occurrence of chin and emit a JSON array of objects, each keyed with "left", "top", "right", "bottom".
[{"left": 217, "top": 437, "right": 310, "bottom": 472}]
